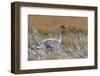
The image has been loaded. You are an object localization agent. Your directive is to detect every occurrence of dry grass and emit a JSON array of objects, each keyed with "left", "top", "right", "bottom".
[{"left": 28, "top": 25, "right": 88, "bottom": 61}]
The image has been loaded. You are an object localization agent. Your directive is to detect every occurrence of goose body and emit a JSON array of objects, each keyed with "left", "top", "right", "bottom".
[{"left": 37, "top": 25, "right": 66, "bottom": 51}]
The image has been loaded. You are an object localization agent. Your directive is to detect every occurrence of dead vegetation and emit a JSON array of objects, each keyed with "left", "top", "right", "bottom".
[{"left": 28, "top": 25, "right": 88, "bottom": 60}]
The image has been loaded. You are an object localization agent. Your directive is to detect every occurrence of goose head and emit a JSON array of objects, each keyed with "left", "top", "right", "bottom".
[
  {"left": 59, "top": 25, "right": 66, "bottom": 29},
  {"left": 59, "top": 25, "right": 66, "bottom": 34}
]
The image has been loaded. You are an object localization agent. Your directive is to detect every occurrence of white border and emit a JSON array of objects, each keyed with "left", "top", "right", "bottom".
[{"left": 20, "top": 6, "right": 95, "bottom": 70}]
